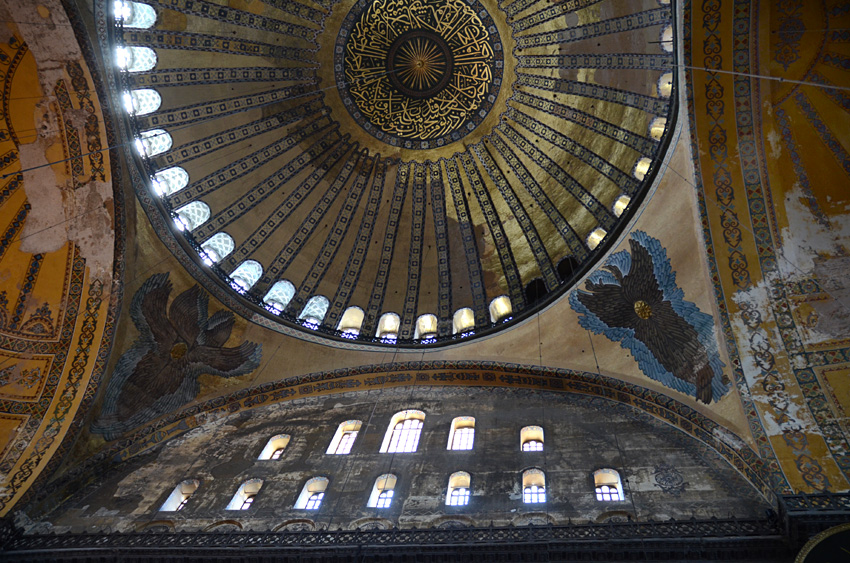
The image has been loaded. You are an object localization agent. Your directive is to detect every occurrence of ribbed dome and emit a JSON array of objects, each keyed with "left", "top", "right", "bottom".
[{"left": 114, "top": 0, "right": 676, "bottom": 347}]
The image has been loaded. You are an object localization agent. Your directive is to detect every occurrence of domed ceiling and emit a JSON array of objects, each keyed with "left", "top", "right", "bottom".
[{"left": 113, "top": 0, "right": 676, "bottom": 347}]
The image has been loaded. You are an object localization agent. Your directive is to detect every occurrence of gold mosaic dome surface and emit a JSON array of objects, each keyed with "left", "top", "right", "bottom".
[{"left": 114, "top": 0, "right": 677, "bottom": 347}]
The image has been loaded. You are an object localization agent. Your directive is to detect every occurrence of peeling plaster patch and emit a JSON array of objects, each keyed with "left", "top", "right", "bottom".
[
  {"left": 766, "top": 129, "right": 782, "bottom": 160},
  {"left": 4, "top": 0, "right": 115, "bottom": 280},
  {"left": 712, "top": 427, "right": 746, "bottom": 451},
  {"left": 780, "top": 187, "right": 850, "bottom": 275}
]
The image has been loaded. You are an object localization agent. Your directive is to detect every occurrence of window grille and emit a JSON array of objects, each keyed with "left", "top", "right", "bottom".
[
  {"left": 523, "top": 484, "right": 546, "bottom": 504},
  {"left": 386, "top": 418, "right": 422, "bottom": 453}
]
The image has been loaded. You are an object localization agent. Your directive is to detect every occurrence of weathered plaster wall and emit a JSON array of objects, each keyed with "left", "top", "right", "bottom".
[{"left": 43, "top": 386, "right": 770, "bottom": 534}]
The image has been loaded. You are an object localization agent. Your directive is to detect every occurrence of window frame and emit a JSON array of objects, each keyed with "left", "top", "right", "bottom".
[{"left": 379, "top": 410, "right": 425, "bottom": 453}]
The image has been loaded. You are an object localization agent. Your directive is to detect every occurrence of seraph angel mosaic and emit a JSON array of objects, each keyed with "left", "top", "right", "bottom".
[
  {"left": 569, "top": 231, "right": 728, "bottom": 404},
  {"left": 93, "top": 273, "right": 262, "bottom": 440}
]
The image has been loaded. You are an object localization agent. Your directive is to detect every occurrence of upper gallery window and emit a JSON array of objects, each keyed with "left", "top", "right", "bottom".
[
  {"left": 159, "top": 479, "right": 199, "bottom": 512},
  {"left": 327, "top": 420, "right": 362, "bottom": 455},
  {"left": 367, "top": 474, "right": 397, "bottom": 508},
  {"left": 594, "top": 468, "right": 625, "bottom": 502},
  {"left": 520, "top": 426, "right": 544, "bottom": 452},
  {"left": 257, "top": 434, "right": 290, "bottom": 460},
  {"left": 226, "top": 479, "right": 263, "bottom": 510},
  {"left": 447, "top": 416, "right": 475, "bottom": 451},
  {"left": 294, "top": 477, "right": 329, "bottom": 510},
  {"left": 522, "top": 469, "right": 546, "bottom": 504},
  {"left": 380, "top": 410, "right": 425, "bottom": 453}
]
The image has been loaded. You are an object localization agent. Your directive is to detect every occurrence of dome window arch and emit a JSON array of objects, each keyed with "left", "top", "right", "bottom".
[
  {"left": 257, "top": 434, "right": 290, "bottom": 460},
  {"left": 114, "top": 1, "right": 157, "bottom": 28},
  {"left": 522, "top": 469, "right": 546, "bottom": 504},
  {"left": 123, "top": 88, "right": 161, "bottom": 115},
  {"left": 116, "top": 46, "right": 157, "bottom": 72},
  {"left": 367, "top": 474, "right": 397, "bottom": 508},
  {"left": 294, "top": 477, "right": 329, "bottom": 510},
  {"left": 230, "top": 260, "right": 263, "bottom": 293},
  {"left": 136, "top": 129, "right": 171, "bottom": 157},
  {"left": 200, "top": 233, "right": 234, "bottom": 265},
  {"left": 226, "top": 479, "right": 263, "bottom": 510},
  {"left": 649, "top": 117, "right": 667, "bottom": 141},
  {"left": 376, "top": 312, "right": 400, "bottom": 342},
  {"left": 299, "top": 296, "right": 329, "bottom": 328},
  {"left": 659, "top": 24, "right": 673, "bottom": 53},
  {"left": 173, "top": 201, "right": 209, "bottom": 232},
  {"left": 520, "top": 426, "right": 544, "bottom": 452},
  {"left": 452, "top": 307, "right": 475, "bottom": 335},
  {"left": 445, "top": 471, "right": 471, "bottom": 506},
  {"left": 326, "top": 420, "right": 362, "bottom": 455},
  {"left": 263, "top": 280, "right": 295, "bottom": 314},
  {"left": 447, "top": 416, "right": 475, "bottom": 451},
  {"left": 380, "top": 410, "right": 425, "bottom": 453},
  {"left": 633, "top": 157, "right": 652, "bottom": 181},
  {"left": 488, "top": 295, "right": 512, "bottom": 323},
  {"left": 594, "top": 468, "right": 625, "bottom": 502},
  {"left": 613, "top": 195, "right": 631, "bottom": 218},
  {"left": 152, "top": 166, "right": 188, "bottom": 197},
  {"left": 657, "top": 71, "right": 673, "bottom": 98},
  {"left": 586, "top": 228, "right": 607, "bottom": 251},
  {"left": 413, "top": 313, "right": 437, "bottom": 342},
  {"left": 337, "top": 306, "right": 365, "bottom": 338},
  {"left": 159, "top": 479, "right": 199, "bottom": 512}
]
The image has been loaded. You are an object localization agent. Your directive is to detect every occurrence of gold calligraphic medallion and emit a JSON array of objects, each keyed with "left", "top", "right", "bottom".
[{"left": 336, "top": 0, "right": 503, "bottom": 149}]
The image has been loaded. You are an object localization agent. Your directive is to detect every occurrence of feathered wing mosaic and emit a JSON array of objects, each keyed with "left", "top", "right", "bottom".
[
  {"left": 570, "top": 231, "right": 728, "bottom": 404},
  {"left": 93, "top": 273, "right": 262, "bottom": 440}
]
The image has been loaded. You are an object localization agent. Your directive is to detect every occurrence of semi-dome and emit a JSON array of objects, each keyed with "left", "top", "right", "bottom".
[{"left": 113, "top": 0, "right": 676, "bottom": 347}]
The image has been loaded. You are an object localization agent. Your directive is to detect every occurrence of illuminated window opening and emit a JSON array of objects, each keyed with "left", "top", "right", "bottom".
[
  {"left": 258, "top": 434, "right": 290, "bottom": 460},
  {"left": 447, "top": 417, "right": 475, "bottom": 451},
  {"left": 174, "top": 201, "right": 209, "bottom": 232},
  {"left": 115, "top": 1, "right": 157, "bottom": 28},
  {"left": 123, "top": 88, "right": 161, "bottom": 115},
  {"left": 660, "top": 25, "right": 673, "bottom": 52},
  {"left": 299, "top": 296, "right": 329, "bottom": 328},
  {"left": 367, "top": 474, "right": 397, "bottom": 508},
  {"left": 594, "top": 469, "right": 625, "bottom": 502},
  {"left": 414, "top": 314, "right": 438, "bottom": 341},
  {"left": 586, "top": 228, "right": 607, "bottom": 251},
  {"left": 230, "top": 260, "right": 263, "bottom": 293},
  {"left": 488, "top": 295, "right": 512, "bottom": 323},
  {"left": 152, "top": 167, "right": 188, "bottom": 197},
  {"left": 520, "top": 426, "right": 544, "bottom": 452},
  {"left": 649, "top": 117, "right": 667, "bottom": 141},
  {"left": 522, "top": 469, "right": 546, "bottom": 504},
  {"left": 294, "top": 477, "right": 329, "bottom": 510},
  {"left": 137, "top": 129, "right": 171, "bottom": 157},
  {"left": 633, "top": 157, "right": 652, "bottom": 181},
  {"left": 613, "top": 195, "right": 631, "bottom": 218},
  {"left": 159, "top": 479, "right": 199, "bottom": 512},
  {"left": 116, "top": 46, "right": 157, "bottom": 72},
  {"left": 263, "top": 280, "right": 295, "bottom": 314},
  {"left": 337, "top": 307, "right": 365, "bottom": 337},
  {"left": 327, "top": 420, "right": 362, "bottom": 455},
  {"left": 657, "top": 72, "right": 673, "bottom": 98},
  {"left": 446, "top": 471, "right": 471, "bottom": 506},
  {"left": 380, "top": 410, "right": 425, "bottom": 453},
  {"left": 226, "top": 479, "right": 263, "bottom": 510},
  {"left": 200, "top": 233, "right": 234, "bottom": 265},
  {"left": 376, "top": 312, "right": 400, "bottom": 341},
  {"left": 452, "top": 307, "right": 475, "bottom": 335}
]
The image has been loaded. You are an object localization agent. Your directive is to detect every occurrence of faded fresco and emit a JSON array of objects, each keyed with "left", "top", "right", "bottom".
[
  {"left": 92, "top": 273, "right": 261, "bottom": 440},
  {"left": 570, "top": 231, "right": 728, "bottom": 404}
]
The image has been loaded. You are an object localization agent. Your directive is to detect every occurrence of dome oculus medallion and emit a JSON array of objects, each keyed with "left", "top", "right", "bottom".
[{"left": 336, "top": 0, "right": 502, "bottom": 149}]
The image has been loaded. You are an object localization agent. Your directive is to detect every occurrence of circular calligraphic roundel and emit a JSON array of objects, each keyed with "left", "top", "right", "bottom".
[{"left": 336, "top": 0, "right": 503, "bottom": 149}]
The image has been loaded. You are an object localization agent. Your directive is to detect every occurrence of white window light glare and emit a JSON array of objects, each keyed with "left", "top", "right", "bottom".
[
  {"left": 446, "top": 471, "right": 471, "bottom": 506},
  {"left": 520, "top": 426, "right": 544, "bottom": 452},
  {"left": 327, "top": 420, "right": 362, "bottom": 455},
  {"left": 226, "top": 479, "right": 263, "bottom": 510},
  {"left": 452, "top": 307, "right": 475, "bottom": 335},
  {"left": 153, "top": 167, "right": 189, "bottom": 197},
  {"left": 294, "top": 477, "right": 329, "bottom": 510},
  {"left": 380, "top": 410, "right": 425, "bottom": 453},
  {"left": 522, "top": 469, "right": 546, "bottom": 504},
  {"left": 258, "top": 434, "right": 290, "bottom": 460},
  {"left": 447, "top": 417, "right": 475, "bottom": 451},
  {"left": 159, "top": 479, "right": 199, "bottom": 512},
  {"left": 414, "top": 313, "right": 438, "bottom": 341},
  {"left": 367, "top": 474, "right": 397, "bottom": 508},
  {"left": 263, "top": 280, "right": 296, "bottom": 314}
]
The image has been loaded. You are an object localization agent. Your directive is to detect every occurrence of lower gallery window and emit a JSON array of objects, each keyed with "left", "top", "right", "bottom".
[
  {"left": 445, "top": 471, "right": 472, "bottom": 507},
  {"left": 523, "top": 484, "right": 546, "bottom": 504},
  {"left": 240, "top": 495, "right": 255, "bottom": 510},
  {"left": 367, "top": 474, "right": 397, "bottom": 508},
  {"left": 294, "top": 477, "right": 330, "bottom": 510},
  {"left": 305, "top": 492, "right": 324, "bottom": 510},
  {"left": 594, "top": 468, "right": 624, "bottom": 502},
  {"left": 596, "top": 484, "right": 621, "bottom": 501},
  {"left": 448, "top": 487, "right": 470, "bottom": 506}
]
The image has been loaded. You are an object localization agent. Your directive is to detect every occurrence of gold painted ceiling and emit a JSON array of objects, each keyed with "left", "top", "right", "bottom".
[{"left": 114, "top": 0, "right": 676, "bottom": 347}]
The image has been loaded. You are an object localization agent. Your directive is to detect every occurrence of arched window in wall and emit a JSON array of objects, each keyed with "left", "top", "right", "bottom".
[
  {"left": 586, "top": 228, "right": 607, "bottom": 251},
  {"left": 376, "top": 312, "right": 400, "bottom": 341},
  {"left": 659, "top": 25, "right": 673, "bottom": 52},
  {"left": 452, "top": 307, "right": 475, "bottom": 335},
  {"left": 257, "top": 434, "right": 290, "bottom": 460},
  {"left": 159, "top": 479, "right": 199, "bottom": 512},
  {"left": 520, "top": 426, "right": 544, "bottom": 452},
  {"left": 557, "top": 256, "right": 579, "bottom": 283},
  {"left": 263, "top": 280, "right": 295, "bottom": 314},
  {"left": 294, "top": 477, "right": 329, "bottom": 510},
  {"left": 525, "top": 278, "right": 546, "bottom": 305},
  {"left": 299, "top": 296, "right": 329, "bottom": 328},
  {"left": 367, "top": 474, "right": 397, "bottom": 508},
  {"left": 613, "top": 195, "right": 631, "bottom": 218},
  {"left": 414, "top": 314, "right": 437, "bottom": 341},
  {"left": 136, "top": 129, "right": 171, "bottom": 157},
  {"left": 380, "top": 410, "right": 425, "bottom": 453},
  {"left": 633, "top": 157, "right": 652, "bottom": 181},
  {"left": 230, "top": 260, "right": 262, "bottom": 293},
  {"left": 488, "top": 296, "right": 512, "bottom": 323},
  {"left": 649, "top": 117, "right": 667, "bottom": 141},
  {"left": 327, "top": 420, "right": 361, "bottom": 455},
  {"left": 123, "top": 89, "right": 161, "bottom": 115},
  {"left": 447, "top": 417, "right": 475, "bottom": 451},
  {"left": 115, "top": 1, "right": 157, "bottom": 28},
  {"left": 200, "top": 233, "right": 234, "bottom": 265},
  {"left": 657, "top": 72, "right": 673, "bottom": 98},
  {"left": 173, "top": 201, "right": 209, "bottom": 231},
  {"left": 594, "top": 468, "right": 624, "bottom": 502},
  {"left": 522, "top": 469, "right": 546, "bottom": 504},
  {"left": 152, "top": 166, "right": 188, "bottom": 197},
  {"left": 337, "top": 307, "right": 364, "bottom": 337},
  {"left": 226, "top": 479, "right": 263, "bottom": 510},
  {"left": 445, "top": 471, "right": 471, "bottom": 506},
  {"left": 116, "top": 46, "right": 157, "bottom": 72}
]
